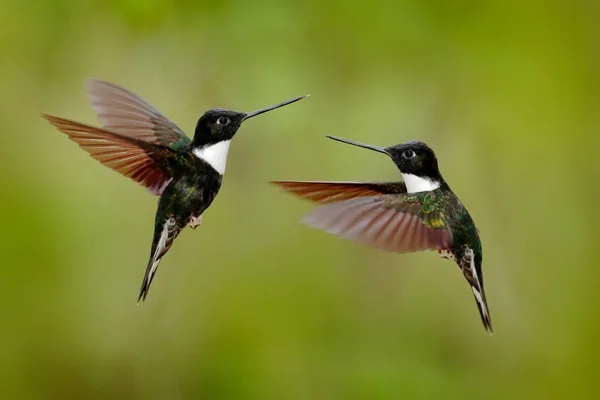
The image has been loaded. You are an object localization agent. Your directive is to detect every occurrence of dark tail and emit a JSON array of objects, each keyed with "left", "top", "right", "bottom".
[
  {"left": 459, "top": 246, "right": 493, "bottom": 334},
  {"left": 137, "top": 256, "right": 160, "bottom": 304},
  {"left": 137, "top": 216, "right": 180, "bottom": 303},
  {"left": 470, "top": 284, "right": 493, "bottom": 333}
]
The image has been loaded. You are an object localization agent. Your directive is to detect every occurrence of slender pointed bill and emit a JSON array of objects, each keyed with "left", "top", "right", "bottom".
[
  {"left": 325, "top": 135, "right": 390, "bottom": 156},
  {"left": 241, "top": 95, "right": 310, "bottom": 121}
]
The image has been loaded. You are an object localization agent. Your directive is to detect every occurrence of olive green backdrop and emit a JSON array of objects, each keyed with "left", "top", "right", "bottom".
[{"left": 1, "top": 0, "right": 599, "bottom": 398}]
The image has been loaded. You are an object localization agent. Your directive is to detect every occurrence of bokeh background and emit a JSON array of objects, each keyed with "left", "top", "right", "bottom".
[{"left": 2, "top": 0, "right": 599, "bottom": 398}]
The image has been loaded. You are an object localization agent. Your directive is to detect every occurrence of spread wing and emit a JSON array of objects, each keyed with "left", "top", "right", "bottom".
[
  {"left": 271, "top": 180, "right": 407, "bottom": 203},
  {"left": 86, "top": 78, "right": 191, "bottom": 150},
  {"left": 301, "top": 194, "right": 452, "bottom": 253},
  {"left": 42, "top": 114, "right": 177, "bottom": 195}
]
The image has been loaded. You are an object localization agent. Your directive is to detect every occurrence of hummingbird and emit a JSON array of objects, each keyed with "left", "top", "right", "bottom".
[
  {"left": 42, "top": 79, "right": 308, "bottom": 302},
  {"left": 271, "top": 135, "right": 492, "bottom": 333}
]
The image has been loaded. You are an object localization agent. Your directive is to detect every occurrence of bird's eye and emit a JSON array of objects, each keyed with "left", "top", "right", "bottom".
[
  {"left": 403, "top": 149, "right": 416, "bottom": 158},
  {"left": 217, "top": 117, "right": 230, "bottom": 125}
]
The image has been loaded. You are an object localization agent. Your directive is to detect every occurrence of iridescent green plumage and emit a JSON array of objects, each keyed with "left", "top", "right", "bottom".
[
  {"left": 381, "top": 190, "right": 450, "bottom": 229},
  {"left": 44, "top": 79, "right": 308, "bottom": 302},
  {"left": 272, "top": 136, "right": 492, "bottom": 333}
]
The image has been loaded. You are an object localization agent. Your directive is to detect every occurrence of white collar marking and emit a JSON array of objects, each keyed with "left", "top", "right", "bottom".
[
  {"left": 192, "top": 140, "right": 231, "bottom": 175},
  {"left": 401, "top": 173, "right": 441, "bottom": 193}
]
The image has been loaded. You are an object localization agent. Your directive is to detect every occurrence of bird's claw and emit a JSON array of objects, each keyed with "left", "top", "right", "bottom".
[
  {"left": 438, "top": 249, "right": 454, "bottom": 260},
  {"left": 189, "top": 215, "right": 202, "bottom": 230}
]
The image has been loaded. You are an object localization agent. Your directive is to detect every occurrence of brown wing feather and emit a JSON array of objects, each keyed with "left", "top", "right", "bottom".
[
  {"left": 302, "top": 196, "right": 452, "bottom": 253},
  {"left": 85, "top": 79, "right": 190, "bottom": 147},
  {"left": 42, "top": 114, "right": 173, "bottom": 194},
  {"left": 271, "top": 180, "right": 407, "bottom": 204}
]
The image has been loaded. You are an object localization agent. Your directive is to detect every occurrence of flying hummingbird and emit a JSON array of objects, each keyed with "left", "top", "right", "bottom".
[
  {"left": 272, "top": 135, "right": 492, "bottom": 333},
  {"left": 42, "top": 79, "right": 308, "bottom": 302}
]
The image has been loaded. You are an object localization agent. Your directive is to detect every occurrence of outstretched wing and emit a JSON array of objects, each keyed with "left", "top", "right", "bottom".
[
  {"left": 138, "top": 216, "right": 182, "bottom": 302},
  {"left": 301, "top": 194, "right": 452, "bottom": 253},
  {"left": 86, "top": 79, "right": 191, "bottom": 150},
  {"left": 42, "top": 114, "right": 176, "bottom": 195},
  {"left": 271, "top": 180, "right": 407, "bottom": 203}
]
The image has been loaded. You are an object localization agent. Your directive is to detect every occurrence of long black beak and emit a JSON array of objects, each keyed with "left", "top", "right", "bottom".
[
  {"left": 242, "top": 95, "right": 310, "bottom": 121},
  {"left": 326, "top": 135, "right": 390, "bottom": 156}
]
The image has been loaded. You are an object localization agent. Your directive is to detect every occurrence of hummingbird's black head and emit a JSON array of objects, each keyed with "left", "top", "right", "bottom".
[
  {"left": 326, "top": 135, "right": 445, "bottom": 193},
  {"left": 383, "top": 141, "right": 441, "bottom": 179},
  {"left": 193, "top": 109, "right": 246, "bottom": 146},
  {"left": 191, "top": 95, "right": 308, "bottom": 175},
  {"left": 192, "top": 95, "right": 309, "bottom": 147}
]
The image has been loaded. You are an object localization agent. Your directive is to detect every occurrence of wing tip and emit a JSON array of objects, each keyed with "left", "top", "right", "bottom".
[
  {"left": 269, "top": 180, "right": 307, "bottom": 195},
  {"left": 40, "top": 113, "right": 81, "bottom": 128},
  {"left": 299, "top": 212, "right": 320, "bottom": 228},
  {"left": 40, "top": 113, "right": 54, "bottom": 121},
  {"left": 41, "top": 113, "right": 69, "bottom": 130},
  {"left": 84, "top": 77, "right": 113, "bottom": 90},
  {"left": 270, "top": 180, "right": 299, "bottom": 190}
]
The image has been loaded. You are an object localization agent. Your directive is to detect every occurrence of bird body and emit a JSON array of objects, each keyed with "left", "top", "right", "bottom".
[
  {"left": 43, "top": 79, "right": 307, "bottom": 301},
  {"left": 272, "top": 136, "right": 492, "bottom": 333}
]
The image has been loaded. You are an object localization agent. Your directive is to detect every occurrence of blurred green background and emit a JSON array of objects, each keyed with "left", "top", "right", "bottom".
[{"left": 2, "top": 0, "right": 599, "bottom": 398}]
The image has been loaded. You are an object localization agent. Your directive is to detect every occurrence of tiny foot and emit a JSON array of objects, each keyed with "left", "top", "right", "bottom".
[
  {"left": 189, "top": 215, "right": 203, "bottom": 230},
  {"left": 438, "top": 249, "right": 454, "bottom": 260}
]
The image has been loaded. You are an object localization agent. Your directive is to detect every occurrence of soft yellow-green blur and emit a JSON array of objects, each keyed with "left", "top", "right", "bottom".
[{"left": 1, "top": 1, "right": 599, "bottom": 398}]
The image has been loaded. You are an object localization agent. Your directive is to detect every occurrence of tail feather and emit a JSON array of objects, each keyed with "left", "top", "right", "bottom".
[
  {"left": 137, "top": 216, "right": 181, "bottom": 303},
  {"left": 459, "top": 245, "right": 493, "bottom": 334},
  {"left": 471, "top": 285, "right": 493, "bottom": 334},
  {"left": 138, "top": 258, "right": 163, "bottom": 303}
]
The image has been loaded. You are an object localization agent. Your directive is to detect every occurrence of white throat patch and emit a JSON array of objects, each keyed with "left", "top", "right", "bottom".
[
  {"left": 192, "top": 140, "right": 231, "bottom": 175},
  {"left": 402, "top": 173, "right": 440, "bottom": 193}
]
